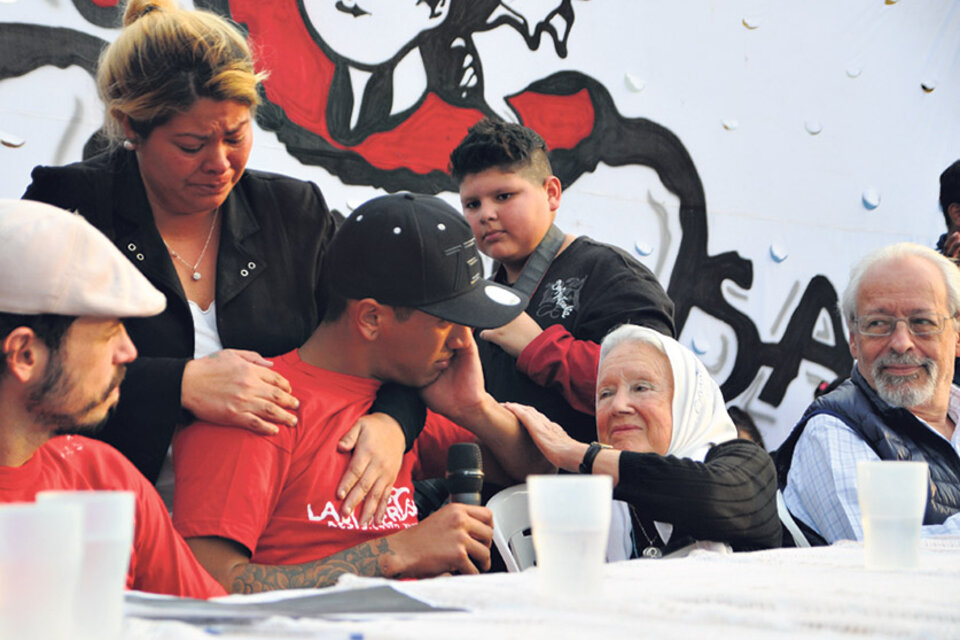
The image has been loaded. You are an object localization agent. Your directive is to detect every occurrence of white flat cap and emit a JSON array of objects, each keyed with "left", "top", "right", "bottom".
[{"left": 0, "top": 199, "right": 166, "bottom": 317}]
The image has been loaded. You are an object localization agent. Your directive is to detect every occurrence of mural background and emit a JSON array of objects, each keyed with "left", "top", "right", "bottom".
[{"left": 1, "top": 0, "right": 957, "bottom": 448}]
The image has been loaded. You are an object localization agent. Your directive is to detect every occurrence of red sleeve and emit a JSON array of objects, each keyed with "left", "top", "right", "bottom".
[
  {"left": 128, "top": 474, "right": 227, "bottom": 599},
  {"left": 410, "top": 412, "right": 475, "bottom": 481},
  {"left": 516, "top": 324, "right": 599, "bottom": 416},
  {"left": 172, "top": 423, "right": 291, "bottom": 557},
  {"left": 97, "top": 448, "right": 226, "bottom": 599},
  {"left": 39, "top": 438, "right": 224, "bottom": 598}
]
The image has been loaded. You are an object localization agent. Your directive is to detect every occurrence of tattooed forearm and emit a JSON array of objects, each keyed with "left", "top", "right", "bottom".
[{"left": 231, "top": 537, "right": 396, "bottom": 593}]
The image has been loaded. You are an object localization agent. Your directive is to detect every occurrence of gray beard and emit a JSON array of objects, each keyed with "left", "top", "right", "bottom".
[{"left": 871, "top": 353, "right": 938, "bottom": 409}]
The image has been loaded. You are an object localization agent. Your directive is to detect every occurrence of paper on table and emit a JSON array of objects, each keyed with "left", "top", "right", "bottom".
[{"left": 125, "top": 585, "right": 461, "bottom": 624}]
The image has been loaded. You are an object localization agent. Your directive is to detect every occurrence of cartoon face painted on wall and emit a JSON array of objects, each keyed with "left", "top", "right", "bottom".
[
  {"left": 300, "top": 0, "right": 451, "bottom": 66},
  {"left": 195, "top": 0, "right": 585, "bottom": 185},
  {"left": 1, "top": 1, "right": 871, "bottom": 451},
  {"left": 189, "top": 0, "right": 851, "bottom": 438}
]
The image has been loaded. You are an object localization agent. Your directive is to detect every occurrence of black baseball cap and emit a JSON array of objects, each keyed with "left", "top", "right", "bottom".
[{"left": 324, "top": 193, "right": 527, "bottom": 329}]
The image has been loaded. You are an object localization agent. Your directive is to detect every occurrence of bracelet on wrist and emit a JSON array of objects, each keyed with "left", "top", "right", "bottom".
[{"left": 579, "top": 441, "right": 612, "bottom": 474}]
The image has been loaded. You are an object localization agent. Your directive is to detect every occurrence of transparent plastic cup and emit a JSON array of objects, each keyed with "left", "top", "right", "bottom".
[
  {"left": 37, "top": 491, "right": 135, "bottom": 640},
  {"left": 527, "top": 474, "right": 612, "bottom": 598},
  {"left": 0, "top": 501, "right": 83, "bottom": 640},
  {"left": 856, "top": 461, "right": 928, "bottom": 571}
]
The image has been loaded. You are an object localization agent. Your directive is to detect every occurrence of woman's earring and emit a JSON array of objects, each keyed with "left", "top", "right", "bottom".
[{"left": 122, "top": 138, "right": 136, "bottom": 151}]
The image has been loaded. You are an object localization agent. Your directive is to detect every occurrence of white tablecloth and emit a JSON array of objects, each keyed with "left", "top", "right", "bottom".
[{"left": 125, "top": 537, "right": 960, "bottom": 640}]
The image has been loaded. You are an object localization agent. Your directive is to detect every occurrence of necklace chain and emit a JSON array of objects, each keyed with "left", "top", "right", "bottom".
[
  {"left": 629, "top": 503, "right": 663, "bottom": 559},
  {"left": 165, "top": 210, "right": 218, "bottom": 281}
]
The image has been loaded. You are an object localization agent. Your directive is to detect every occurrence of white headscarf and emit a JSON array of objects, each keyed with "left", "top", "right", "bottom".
[
  {"left": 599, "top": 325, "right": 737, "bottom": 461},
  {"left": 653, "top": 329, "right": 737, "bottom": 460},
  {"left": 602, "top": 325, "right": 737, "bottom": 560}
]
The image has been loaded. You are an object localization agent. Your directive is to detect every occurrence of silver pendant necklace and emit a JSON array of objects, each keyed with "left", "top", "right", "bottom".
[
  {"left": 630, "top": 504, "right": 663, "bottom": 559},
  {"left": 166, "top": 210, "right": 218, "bottom": 281}
]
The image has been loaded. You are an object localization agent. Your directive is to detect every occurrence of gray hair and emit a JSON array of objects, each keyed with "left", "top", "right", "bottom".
[
  {"left": 599, "top": 324, "right": 666, "bottom": 368},
  {"left": 841, "top": 242, "right": 960, "bottom": 327}
]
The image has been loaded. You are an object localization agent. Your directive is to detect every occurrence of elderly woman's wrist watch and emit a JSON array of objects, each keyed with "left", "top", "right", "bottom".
[{"left": 579, "top": 441, "right": 612, "bottom": 474}]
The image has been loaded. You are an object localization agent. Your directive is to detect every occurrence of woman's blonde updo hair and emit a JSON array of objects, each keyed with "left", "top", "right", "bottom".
[{"left": 97, "top": 0, "right": 267, "bottom": 145}]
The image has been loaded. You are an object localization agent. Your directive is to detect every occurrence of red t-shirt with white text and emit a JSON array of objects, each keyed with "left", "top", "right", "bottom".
[{"left": 173, "top": 350, "right": 471, "bottom": 565}]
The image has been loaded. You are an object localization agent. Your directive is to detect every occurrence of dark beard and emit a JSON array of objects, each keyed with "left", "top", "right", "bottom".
[
  {"left": 50, "top": 402, "right": 118, "bottom": 437},
  {"left": 26, "top": 353, "right": 126, "bottom": 435}
]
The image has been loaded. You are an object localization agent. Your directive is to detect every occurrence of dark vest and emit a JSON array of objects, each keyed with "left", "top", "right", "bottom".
[{"left": 775, "top": 366, "right": 960, "bottom": 528}]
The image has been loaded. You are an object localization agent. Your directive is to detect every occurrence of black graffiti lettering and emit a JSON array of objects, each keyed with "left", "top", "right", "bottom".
[
  {"left": 0, "top": 2, "right": 855, "bottom": 414},
  {"left": 757, "top": 276, "right": 852, "bottom": 405}
]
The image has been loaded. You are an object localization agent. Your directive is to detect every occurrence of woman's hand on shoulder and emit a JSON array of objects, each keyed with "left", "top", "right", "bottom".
[
  {"left": 181, "top": 349, "right": 299, "bottom": 435},
  {"left": 503, "top": 402, "right": 587, "bottom": 473},
  {"left": 335, "top": 413, "right": 406, "bottom": 526}
]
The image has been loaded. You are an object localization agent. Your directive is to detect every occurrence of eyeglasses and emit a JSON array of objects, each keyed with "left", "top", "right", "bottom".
[{"left": 854, "top": 313, "right": 954, "bottom": 337}]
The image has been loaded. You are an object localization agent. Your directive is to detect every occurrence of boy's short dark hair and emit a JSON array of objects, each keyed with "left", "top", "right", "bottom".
[
  {"left": 940, "top": 159, "right": 960, "bottom": 227},
  {"left": 449, "top": 118, "right": 553, "bottom": 184}
]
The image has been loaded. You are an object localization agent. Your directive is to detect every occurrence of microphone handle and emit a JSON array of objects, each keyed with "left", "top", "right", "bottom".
[{"left": 449, "top": 492, "right": 482, "bottom": 506}]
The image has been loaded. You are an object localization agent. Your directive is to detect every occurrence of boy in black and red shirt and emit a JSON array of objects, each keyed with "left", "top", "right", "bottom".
[{"left": 450, "top": 119, "right": 675, "bottom": 443}]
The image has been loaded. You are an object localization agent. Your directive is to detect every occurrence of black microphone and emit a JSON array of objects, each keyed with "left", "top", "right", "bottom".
[{"left": 445, "top": 442, "right": 484, "bottom": 505}]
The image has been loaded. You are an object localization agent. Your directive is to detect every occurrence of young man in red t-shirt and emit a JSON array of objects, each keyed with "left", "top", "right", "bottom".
[
  {"left": 174, "top": 193, "right": 553, "bottom": 592},
  {"left": 0, "top": 199, "right": 224, "bottom": 599}
]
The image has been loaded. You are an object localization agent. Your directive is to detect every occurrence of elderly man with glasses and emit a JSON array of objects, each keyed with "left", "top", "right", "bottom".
[{"left": 776, "top": 243, "right": 960, "bottom": 545}]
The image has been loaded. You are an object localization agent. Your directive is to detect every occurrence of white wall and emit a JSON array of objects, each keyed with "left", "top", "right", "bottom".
[{"left": 2, "top": 0, "right": 957, "bottom": 448}]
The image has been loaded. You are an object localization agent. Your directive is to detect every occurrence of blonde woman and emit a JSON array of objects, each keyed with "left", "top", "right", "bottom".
[{"left": 23, "top": 0, "right": 420, "bottom": 523}]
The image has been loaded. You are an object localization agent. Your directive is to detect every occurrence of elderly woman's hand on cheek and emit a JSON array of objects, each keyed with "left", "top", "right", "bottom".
[{"left": 503, "top": 402, "right": 589, "bottom": 472}]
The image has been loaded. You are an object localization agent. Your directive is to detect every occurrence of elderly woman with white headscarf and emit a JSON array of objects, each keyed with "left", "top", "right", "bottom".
[{"left": 506, "top": 324, "right": 781, "bottom": 555}]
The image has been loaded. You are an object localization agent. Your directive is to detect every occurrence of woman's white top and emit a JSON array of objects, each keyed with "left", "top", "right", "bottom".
[{"left": 155, "top": 301, "right": 223, "bottom": 511}]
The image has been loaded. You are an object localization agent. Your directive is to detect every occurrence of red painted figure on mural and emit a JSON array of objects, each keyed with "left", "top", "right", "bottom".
[{"left": 0, "top": 0, "right": 854, "bottom": 417}]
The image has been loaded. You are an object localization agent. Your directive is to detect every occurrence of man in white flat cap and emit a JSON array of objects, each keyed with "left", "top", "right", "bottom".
[{"left": 0, "top": 199, "right": 224, "bottom": 598}]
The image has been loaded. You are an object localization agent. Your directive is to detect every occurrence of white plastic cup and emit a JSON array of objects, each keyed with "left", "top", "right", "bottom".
[
  {"left": 856, "top": 461, "right": 928, "bottom": 571},
  {"left": 37, "top": 491, "right": 135, "bottom": 640},
  {"left": 0, "top": 501, "right": 83, "bottom": 640},
  {"left": 527, "top": 474, "right": 612, "bottom": 598}
]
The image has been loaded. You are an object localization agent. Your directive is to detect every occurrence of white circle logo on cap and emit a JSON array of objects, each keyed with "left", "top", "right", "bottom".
[{"left": 483, "top": 284, "right": 523, "bottom": 306}]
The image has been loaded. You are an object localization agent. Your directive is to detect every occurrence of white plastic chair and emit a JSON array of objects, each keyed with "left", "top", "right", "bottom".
[
  {"left": 777, "top": 489, "right": 811, "bottom": 548},
  {"left": 486, "top": 483, "right": 536, "bottom": 572}
]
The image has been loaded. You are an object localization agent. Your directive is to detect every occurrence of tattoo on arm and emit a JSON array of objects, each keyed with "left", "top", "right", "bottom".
[{"left": 230, "top": 537, "right": 396, "bottom": 593}]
